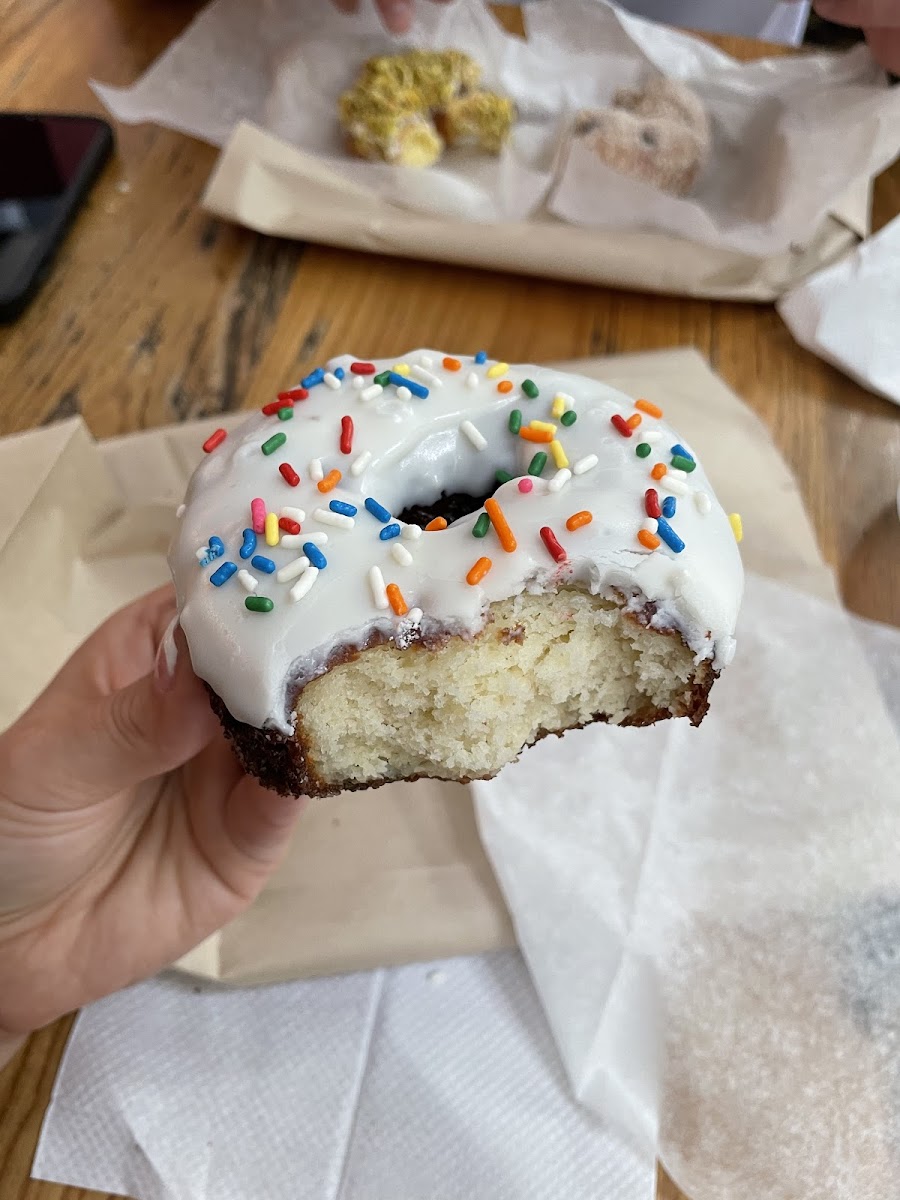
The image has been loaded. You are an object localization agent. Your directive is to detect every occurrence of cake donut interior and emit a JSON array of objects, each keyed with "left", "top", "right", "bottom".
[{"left": 171, "top": 352, "right": 743, "bottom": 796}]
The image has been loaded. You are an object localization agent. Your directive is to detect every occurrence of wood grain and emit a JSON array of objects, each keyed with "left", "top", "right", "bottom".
[{"left": 0, "top": 3, "right": 898, "bottom": 1199}]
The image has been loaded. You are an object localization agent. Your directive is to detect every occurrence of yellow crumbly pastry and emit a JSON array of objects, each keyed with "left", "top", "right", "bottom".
[{"left": 438, "top": 92, "right": 516, "bottom": 154}]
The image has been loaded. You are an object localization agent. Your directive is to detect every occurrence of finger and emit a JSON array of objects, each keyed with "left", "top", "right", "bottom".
[
  {"left": 376, "top": 0, "right": 415, "bottom": 33},
  {"left": 813, "top": 0, "right": 900, "bottom": 27},
  {"left": 866, "top": 25, "right": 900, "bottom": 68}
]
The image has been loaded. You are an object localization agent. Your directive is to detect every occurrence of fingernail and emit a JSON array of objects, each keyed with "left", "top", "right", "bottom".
[
  {"left": 153, "top": 615, "right": 180, "bottom": 694},
  {"left": 382, "top": 0, "right": 413, "bottom": 32}
]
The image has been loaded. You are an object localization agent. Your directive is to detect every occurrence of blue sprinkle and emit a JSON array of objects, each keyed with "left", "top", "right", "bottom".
[
  {"left": 208, "top": 535, "right": 225, "bottom": 556},
  {"left": 656, "top": 517, "right": 685, "bottom": 554},
  {"left": 210, "top": 561, "right": 237, "bottom": 587},
  {"left": 304, "top": 542, "right": 327, "bottom": 570},
  {"left": 379, "top": 523, "right": 402, "bottom": 541},
  {"left": 330, "top": 499, "right": 358, "bottom": 517},
  {"left": 661, "top": 496, "right": 676, "bottom": 519},
  {"left": 334, "top": 366, "right": 345, "bottom": 380},
  {"left": 388, "top": 371, "right": 428, "bottom": 399},
  {"left": 365, "top": 497, "right": 392, "bottom": 523},
  {"left": 301, "top": 367, "right": 325, "bottom": 389},
  {"left": 670, "top": 444, "right": 694, "bottom": 462},
  {"left": 239, "top": 529, "right": 257, "bottom": 560},
  {"left": 474, "top": 351, "right": 488, "bottom": 364},
  {"left": 251, "top": 555, "right": 276, "bottom": 574}
]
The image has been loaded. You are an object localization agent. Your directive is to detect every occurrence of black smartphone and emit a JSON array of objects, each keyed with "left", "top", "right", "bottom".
[{"left": 0, "top": 112, "right": 114, "bottom": 323}]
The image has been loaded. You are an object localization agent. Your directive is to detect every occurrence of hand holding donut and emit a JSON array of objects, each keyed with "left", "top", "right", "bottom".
[{"left": 813, "top": 0, "right": 900, "bottom": 73}]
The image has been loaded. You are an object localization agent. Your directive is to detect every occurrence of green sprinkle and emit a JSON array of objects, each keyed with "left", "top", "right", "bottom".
[
  {"left": 560, "top": 410, "right": 577, "bottom": 427},
  {"left": 374, "top": 370, "right": 392, "bottom": 387},
  {"left": 245, "top": 596, "right": 274, "bottom": 613},
  {"left": 522, "top": 379, "right": 539, "bottom": 399},
  {"left": 472, "top": 512, "right": 491, "bottom": 538},
  {"left": 277, "top": 406, "right": 294, "bottom": 421},
  {"left": 261, "top": 432, "right": 286, "bottom": 456},
  {"left": 528, "top": 451, "right": 548, "bottom": 477},
  {"left": 671, "top": 454, "right": 696, "bottom": 473},
  {"left": 636, "top": 442, "right": 652, "bottom": 458},
  {"left": 508, "top": 408, "right": 522, "bottom": 434},
  {"left": 496, "top": 469, "right": 513, "bottom": 485}
]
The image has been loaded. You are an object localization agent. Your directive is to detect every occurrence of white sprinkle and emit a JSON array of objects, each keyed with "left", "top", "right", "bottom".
[
  {"left": 555, "top": 392, "right": 574, "bottom": 411},
  {"left": 194, "top": 546, "right": 207, "bottom": 563},
  {"left": 661, "top": 476, "right": 689, "bottom": 497},
  {"left": 694, "top": 490, "right": 712, "bottom": 515},
  {"left": 641, "top": 518, "right": 659, "bottom": 534},
  {"left": 280, "top": 506, "right": 306, "bottom": 523},
  {"left": 465, "top": 371, "right": 479, "bottom": 389},
  {"left": 360, "top": 383, "right": 383, "bottom": 403},
  {"left": 323, "top": 371, "right": 342, "bottom": 390},
  {"left": 411, "top": 364, "right": 441, "bottom": 388},
  {"left": 548, "top": 468, "right": 572, "bottom": 493},
  {"left": 419, "top": 354, "right": 434, "bottom": 368},
  {"left": 391, "top": 543, "right": 414, "bottom": 566},
  {"left": 460, "top": 419, "right": 487, "bottom": 451},
  {"left": 396, "top": 386, "right": 412, "bottom": 402},
  {"left": 573, "top": 454, "right": 598, "bottom": 476},
  {"left": 237, "top": 569, "right": 259, "bottom": 593},
  {"left": 407, "top": 606, "right": 423, "bottom": 625},
  {"left": 314, "top": 507, "right": 355, "bottom": 530},
  {"left": 176, "top": 503, "right": 186, "bottom": 519},
  {"left": 643, "top": 430, "right": 663, "bottom": 443},
  {"left": 401, "top": 523, "right": 423, "bottom": 541},
  {"left": 290, "top": 566, "right": 319, "bottom": 602},
  {"left": 350, "top": 450, "right": 372, "bottom": 476},
  {"left": 277, "top": 556, "right": 310, "bottom": 583},
  {"left": 280, "top": 531, "right": 327, "bottom": 548},
  {"left": 669, "top": 467, "right": 687, "bottom": 480},
  {"left": 309, "top": 458, "right": 324, "bottom": 482},
  {"left": 369, "top": 565, "right": 389, "bottom": 610},
  {"left": 351, "top": 374, "right": 366, "bottom": 391}
]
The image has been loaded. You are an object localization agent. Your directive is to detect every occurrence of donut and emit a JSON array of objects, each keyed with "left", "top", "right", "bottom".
[{"left": 171, "top": 352, "right": 743, "bottom": 797}]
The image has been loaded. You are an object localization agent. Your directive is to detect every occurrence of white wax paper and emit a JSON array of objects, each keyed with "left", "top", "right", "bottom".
[{"left": 93, "top": 0, "right": 899, "bottom": 251}]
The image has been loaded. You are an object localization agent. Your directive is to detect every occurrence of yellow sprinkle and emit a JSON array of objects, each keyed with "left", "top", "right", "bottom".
[
  {"left": 549, "top": 439, "right": 569, "bottom": 469},
  {"left": 265, "top": 511, "right": 279, "bottom": 547},
  {"left": 529, "top": 420, "right": 557, "bottom": 435},
  {"left": 392, "top": 362, "right": 409, "bottom": 373},
  {"left": 551, "top": 396, "right": 566, "bottom": 418},
  {"left": 729, "top": 513, "right": 743, "bottom": 543},
  {"left": 486, "top": 361, "right": 509, "bottom": 379}
]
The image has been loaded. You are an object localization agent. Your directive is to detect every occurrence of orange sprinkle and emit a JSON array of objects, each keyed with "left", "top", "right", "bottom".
[
  {"left": 650, "top": 463, "right": 668, "bottom": 480},
  {"left": 519, "top": 427, "right": 553, "bottom": 444},
  {"left": 626, "top": 413, "right": 642, "bottom": 429},
  {"left": 566, "top": 510, "right": 593, "bottom": 532},
  {"left": 638, "top": 529, "right": 661, "bottom": 550},
  {"left": 425, "top": 516, "right": 448, "bottom": 531},
  {"left": 467, "top": 556, "right": 492, "bottom": 586},
  {"left": 497, "top": 380, "right": 514, "bottom": 394},
  {"left": 317, "top": 469, "right": 342, "bottom": 493},
  {"left": 636, "top": 398, "right": 663, "bottom": 418},
  {"left": 443, "top": 356, "right": 461, "bottom": 371},
  {"left": 484, "top": 498, "right": 517, "bottom": 553},
  {"left": 386, "top": 583, "right": 408, "bottom": 616}
]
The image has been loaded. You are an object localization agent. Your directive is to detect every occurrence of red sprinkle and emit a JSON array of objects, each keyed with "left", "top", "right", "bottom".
[
  {"left": 539, "top": 526, "right": 567, "bottom": 564},
  {"left": 262, "top": 399, "right": 291, "bottom": 415},
  {"left": 350, "top": 361, "right": 376, "bottom": 375},
  {"left": 340, "top": 415, "right": 354, "bottom": 455},
  {"left": 279, "top": 463, "right": 300, "bottom": 487},
  {"left": 645, "top": 488, "right": 661, "bottom": 519},
  {"left": 611, "top": 414, "right": 632, "bottom": 438},
  {"left": 278, "top": 387, "right": 308, "bottom": 401},
  {"left": 279, "top": 517, "right": 301, "bottom": 534},
  {"left": 202, "top": 428, "right": 227, "bottom": 454}
]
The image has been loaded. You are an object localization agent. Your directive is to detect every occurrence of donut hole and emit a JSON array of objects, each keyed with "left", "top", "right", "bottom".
[{"left": 397, "top": 488, "right": 493, "bottom": 529}]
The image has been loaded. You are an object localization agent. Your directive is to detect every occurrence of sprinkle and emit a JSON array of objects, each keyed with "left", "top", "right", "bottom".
[
  {"left": 611, "top": 414, "right": 632, "bottom": 438},
  {"left": 424, "top": 517, "right": 447, "bottom": 532},
  {"left": 528, "top": 452, "right": 548, "bottom": 476},
  {"left": 281, "top": 506, "right": 305, "bottom": 523},
  {"left": 549, "top": 440, "right": 569, "bottom": 469},
  {"left": 560, "top": 410, "right": 577, "bottom": 428},
  {"left": 467, "top": 557, "right": 492, "bottom": 585},
  {"left": 209, "top": 536, "right": 225, "bottom": 558},
  {"left": 472, "top": 512, "right": 491, "bottom": 538},
  {"left": 265, "top": 512, "right": 280, "bottom": 546},
  {"left": 401, "top": 523, "right": 423, "bottom": 541},
  {"left": 645, "top": 488, "right": 661, "bottom": 519},
  {"left": 671, "top": 444, "right": 694, "bottom": 462},
  {"left": 642, "top": 518, "right": 659, "bottom": 534},
  {"left": 573, "top": 454, "right": 598, "bottom": 476},
  {"left": 497, "top": 380, "right": 514, "bottom": 394},
  {"left": 660, "top": 475, "right": 689, "bottom": 497},
  {"left": 323, "top": 372, "right": 342, "bottom": 390},
  {"left": 351, "top": 450, "right": 372, "bottom": 476},
  {"left": 290, "top": 566, "right": 319, "bottom": 602},
  {"left": 420, "top": 356, "right": 433, "bottom": 367},
  {"left": 530, "top": 420, "right": 557, "bottom": 434},
  {"left": 301, "top": 367, "right": 325, "bottom": 388},
  {"left": 381, "top": 522, "right": 403, "bottom": 539},
  {"left": 365, "top": 497, "right": 392, "bottom": 523},
  {"left": 520, "top": 427, "right": 553, "bottom": 444},
  {"left": 240, "top": 529, "right": 257, "bottom": 559},
  {"left": 198, "top": 536, "right": 225, "bottom": 566},
  {"left": 261, "top": 432, "right": 286, "bottom": 456},
  {"left": 279, "top": 463, "right": 300, "bottom": 487},
  {"left": 475, "top": 351, "right": 488, "bottom": 364},
  {"left": 277, "top": 407, "right": 294, "bottom": 422},
  {"left": 729, "top": 513, "right": 743, "bottom": 543},
  {"left": 443, "top": 356, "right": 461, "bottom": 371},
  {"left": 352, "top": 375, "right": 366, "bottom": 391},
  {"left": 373, "top": 371, "right": 392, "bottom": 386},
  {"left": 388, "top": 372, "right": 428, "bottom": 399},
  {"left": 329, "top": 499, "right": 358, "bottom": 517},
  {"left": 210, "top": 561, "right": 237, "bottom": 586},
  {"left": 245, "top": 595, "right": 274, "bottom": 613},
  {"left": 278, "top": 533, "right": 305, "bottom": 549},
  {"left": 335, "top": 368, "right": 345, "bottom": 380},
  {"left": 485, "top": 498, "right": 517, "bottom": 552},
  {"left": 694, "top": 491, "right": 712, "bottom": 515},
  {"left": 276, "top": 556, "right": 310, "bottom": 583},
  {"left": 251, "top": 498, "right": 266, "bottom": 533},
  {"left": 237, "top": 569, "right": 258, "bottom": 593},
  {"left": 518, "top": 478, "right": 534, "bottom": 494},
  {"left": 411, "top": 364, "right": 442, "bottom": 389},
  {"left": 635, "top": 398, "right": 663, "bottom": 418},
  {"left": 643, "top": 430, "right": 663, "bottom": 444},
  {"left": 351, "top": 361, "right": 376, "bottom": 375},
  {"left": 304, "top": 542, "right": 327, "bottom": 569},
  {"left": 522, "top": 379, "right": 539, "bottom": 399},
  {"left": 508, "top": 409, "right": 522, "bottom": 434},
  {"left": 396, "top": 387, "right": 412, "bottom": 402},
  {"left": 203, "top": 428, "right": 227, "bottom": 454},
  {"left": 369, "top": 565, "right": 389, "bottom": 610},
  {"left": 278, "top": 387, "right": 309, "bottom": 402},
  {"left": 662, "top": 496, "right": 676, "bottom": 519},
  {"left": 551, "top": 394, "right": 567, "bottom": 417},
  {"left": 465, "top": 372, "right": 479, "bottom": 389},
  {"left": 318, "top": 469, "right": 342, "bottom": 493},
  {"left": 360, "top": 384, "right": 384, "bottom": 403},
  {"left": 176, "top": 504, "right": 186, "bottom": 518},
  {"left": 487, "top": 362, "right": 509, "bottom": 379},
  {"left": 656, "top": 517, "right": 685, "bottom": 554},
  {"left": 638, "top": 529, "right": 661, "bottom": 550},
  {"left": 407, "top": 607, "right": 423, "bottom": 625},
  {"left": 626, "top": 414, "right": 642, "bottom": 430},
  {"left": 636, "top": 443, "right": 652, "bottom": 459},
  {"left": 650, "top": 463, "right": 667, "bottom": 480},
  {"left": 279, "top": 519, "right": 301, "bottom": 535},
  {"left": 460, "top": 420, "right": 487, "bottom": 451},
  {"left": 671, "top": 454, "right": 696, "bottom": 473},
  {"left": 386, "top": 583, "right": 408, "bottom": 616},
  {"left": 264, "top": 398, "right": 292, "bottom": 415},
  {"left": 393, "top": 363, "right": 409, "bottom": 374},
  {"left": 391, "top": 543, "right": 414, "bottom": 566},
  {"left": 496, "top": 469, "right": 513, "bottom": 485},
  {"left": 548, "top": 468, "right": 571, "bottom": 493},
  {"left": 251, "top": 555, "right": 276, "bottom": 574},
  {"left": 539, "top": 526, "right": 566, "bottom": 563},
  {"left": 566, "top": 511, "right": 592, "bottom": 531},
  {"left": 314, "top": 507, "right": 355, "bottom": 530}
]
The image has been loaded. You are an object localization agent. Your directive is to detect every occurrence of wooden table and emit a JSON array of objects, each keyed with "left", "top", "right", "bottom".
[{"left": 1, "top": 2, "right": 898, "bottom": 1197}]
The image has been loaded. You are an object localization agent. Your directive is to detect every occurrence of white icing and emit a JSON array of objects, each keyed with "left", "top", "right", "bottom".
[{"left": 170, "top": 352, "right": 744, "bottom": 734}]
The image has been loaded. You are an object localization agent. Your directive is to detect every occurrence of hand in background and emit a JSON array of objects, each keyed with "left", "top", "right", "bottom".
[
  {"left": 0, "top": 587, "right": 304, "bottom": 1064},
  {"left": 814, "top": 0, "right": 900, "bottom": 71},
  {"left": 331, "top": 0, "right": 451, "bottom": 34}
]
